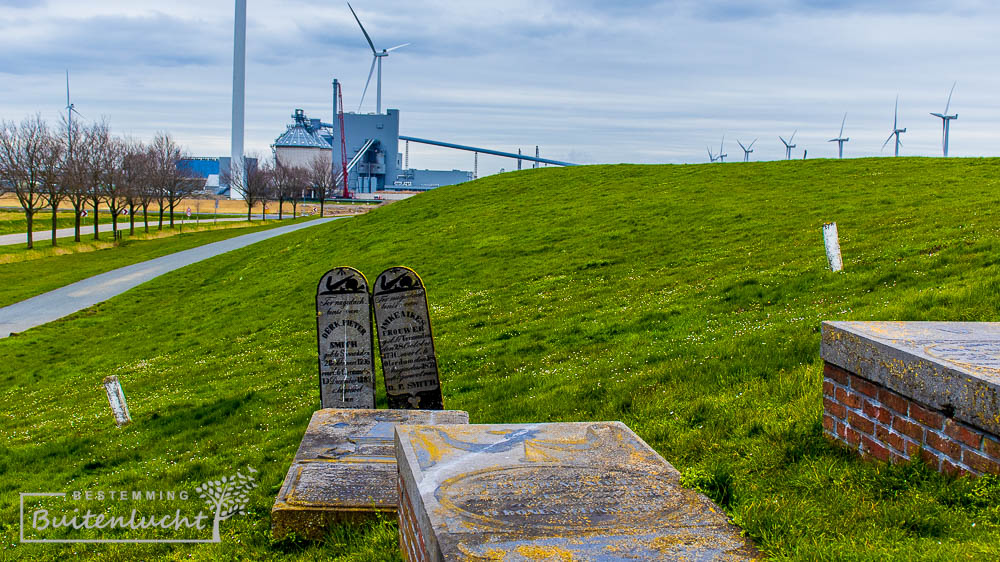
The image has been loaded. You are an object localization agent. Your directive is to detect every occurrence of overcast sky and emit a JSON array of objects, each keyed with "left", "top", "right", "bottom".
[{"left": 1, "top": 1, "right": 998, "bottom": 175}]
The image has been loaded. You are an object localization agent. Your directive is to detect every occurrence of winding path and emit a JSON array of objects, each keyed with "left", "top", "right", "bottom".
[{"left": 0, "top": 217, "right": 341, "bottom": 338}]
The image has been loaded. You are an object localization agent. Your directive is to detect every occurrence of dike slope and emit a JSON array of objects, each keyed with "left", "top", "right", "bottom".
[{"left": 3, "top": 158, "right": 1000, "bottom": 560}]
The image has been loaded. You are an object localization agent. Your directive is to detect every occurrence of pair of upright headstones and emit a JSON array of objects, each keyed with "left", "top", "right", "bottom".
[
  {"left": 316, "top": 266, "right": 442, "bottom": 410},
  {"left": 274, "top": 267, "right": 759, "bottom": 558}
]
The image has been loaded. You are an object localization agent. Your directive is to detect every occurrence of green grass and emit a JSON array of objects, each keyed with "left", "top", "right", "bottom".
[
  {"left": 0, "top": 210, "right": 220, "bottom": 236},
  {"left": 2, "top": 157, "right": 1000, "bottom": 560},
  {"left": 0, "top": 217, "right": 319, "bottom": 307}
]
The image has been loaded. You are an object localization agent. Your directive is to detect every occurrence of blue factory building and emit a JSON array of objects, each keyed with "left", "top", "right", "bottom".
[{"left": 176, "top": 156, "right": 255, "bottom": 196}]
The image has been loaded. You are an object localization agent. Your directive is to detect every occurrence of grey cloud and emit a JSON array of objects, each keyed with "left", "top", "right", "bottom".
[{"left": 0, "top": 13, "right": 223, "bottom": 74}]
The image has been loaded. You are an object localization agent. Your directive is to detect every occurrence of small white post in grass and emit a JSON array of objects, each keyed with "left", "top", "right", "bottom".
[
  {"left": 102, "top": 375, "right": 132, "bottom": 427},
  {"left": 823, "top": 222, "right": 844, "bottom": 272}
]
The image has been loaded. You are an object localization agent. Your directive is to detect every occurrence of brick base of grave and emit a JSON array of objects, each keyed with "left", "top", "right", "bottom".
[{"left": 822, "top": 362, "right": 1000, "bottom": 476}]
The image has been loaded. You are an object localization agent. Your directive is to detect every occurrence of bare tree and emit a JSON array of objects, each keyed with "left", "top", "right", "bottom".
[
  {"left": 37, "top": 127, "right": 66, "bottom": 246},
  {"left": 272, "top": 157, "right": 308, "bottom": 219},
  {"left": 101, "top": 137, "right": 128, "bottom": 240},
  {"left": 59, "top": 118, "right": 89, "bottom": 242},
  {"left": 288, "top": 165, "right": 309, "bottom": 219},
  {"left": 223, "top": 153, "right": 271, "bottom": 221},
  {"left": 120, "top": 139, "right": 151, "bottom": 235},
  {"left": 137, "top": 145, "right": 160, "bottom": 233},
  {"left": 272, "top": 158, "right": 292, "bottom": 220},
  {"left": 83, "top": 121, "right": 115, "bottom": 240},
  {"left": 0, "top": 116, "right": 50, "bottom": 249},
  {"left": 150, "top": 132, "right": 201, "bottom": 228},
  {"left": 308, "top": 154, "right": 333, "bottom": 218}
]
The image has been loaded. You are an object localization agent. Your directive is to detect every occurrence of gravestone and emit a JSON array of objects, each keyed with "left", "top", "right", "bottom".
[
  {"left": 823, "top": 222, "right": 843, "bottom": 272},
  {"left": 316, "top": 267, "right": 376, "bottom": 409},
  {"left": 394, "top": 422, "right": 760, "bottom": 561},
  {"left": 102, "top": 376, "right": 131, "bottom": 427},
  {"left": 372, "top": 267, "right": 443, "bottom": 409},
  {"left": 271, "top": 408, "right": 469, "bottom": 539}
]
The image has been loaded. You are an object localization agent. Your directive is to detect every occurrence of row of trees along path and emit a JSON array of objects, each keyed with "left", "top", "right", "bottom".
[
  {"left": 0, "top": 115, "right": 203, "bottom": 249},
  {"left": 224, "top": 150, "right": 341, "bottom": 222}
]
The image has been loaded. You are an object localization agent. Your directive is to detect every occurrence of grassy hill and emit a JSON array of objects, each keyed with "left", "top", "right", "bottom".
[{"left": 2, "top": 157, "right": 1000, "bottom": 560}]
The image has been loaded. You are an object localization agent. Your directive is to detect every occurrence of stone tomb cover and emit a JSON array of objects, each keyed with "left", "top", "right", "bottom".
[
  {"left": 272, "top": 408, "right": 469, "bottom": 539},
  {"left": 394, "top": 422, "right": 759, "bottom": 561},
  {"left": 821, "top": 321, "right": 1000, "bottom": 435},
  {"left": 316, "top": 267, "right": 376, "bottom": 409},
  {"left": 372, "top": 266, "right": 443, "bottom": 410}
]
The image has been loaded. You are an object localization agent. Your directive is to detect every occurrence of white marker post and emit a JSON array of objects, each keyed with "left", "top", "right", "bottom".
[
  {"left": 102, "top": 376, "right": 132, "bottom": 427},
  {"left": 823, "top": 222, "right": 843, "bottom": 272}
]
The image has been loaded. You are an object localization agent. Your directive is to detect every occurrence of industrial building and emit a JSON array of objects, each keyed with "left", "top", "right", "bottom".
[
  {"left": 271, "top": 105, "right": 472, "bottom": 193},
  {"left": 218, "top": 2, "right": 574, "bottom": 201},
  {"left": 177, "top": 156, "right": 256, "bottom": 196}
]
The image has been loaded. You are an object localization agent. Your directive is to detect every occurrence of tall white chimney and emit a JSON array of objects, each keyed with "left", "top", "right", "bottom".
[{"left": 230, "top": 0, "right": 246, "bottom": 199}]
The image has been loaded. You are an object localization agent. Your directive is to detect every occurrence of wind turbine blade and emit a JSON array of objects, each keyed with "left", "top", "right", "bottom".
[
  {"left": 789, "top": 129, "right": 797, "bottom": 143},
  {"left": 882, "top": 134, "right": 894, "bottom": 150},
  {"left": 748, "top": 138, "right": 757, "bottom": 149},
  {"left": 720, "top": 135, "right": 725, "bottom": 154},
  {"left": 737, "top": 140, "right": 746, "bottom": 151},
  {"left": 945, "top": 81, "right": 956, "bottom": 114},
  {"left": 839, "top": 113, "right": 847, "bottom": 138},
  {"left": 779, "top": 136, "right": 787, "bottom": 146},
  {"left": 357, "top": 56, "right": 377, "bottom": 112},
  {"left": 385, "top": 42, "right": 410, "bottom": 52},
  {"left": 893, "top": 95, "right": 899, "bottom": 129},
  {"left": 347, "top": 2, "right": 378, "bottom": 55},
  {"left": 65, "top": 69, "right": 70, "bottom": 108}
]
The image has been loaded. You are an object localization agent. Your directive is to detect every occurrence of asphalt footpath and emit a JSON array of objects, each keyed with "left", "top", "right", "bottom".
[{"left": 0, "top": 217, "right": 340, "bottom": 338}]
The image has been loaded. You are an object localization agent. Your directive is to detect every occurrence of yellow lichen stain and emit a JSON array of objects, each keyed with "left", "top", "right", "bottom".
[
  {"left": 649, "top": 533, "right": 712, "bottom": 554},
  {"left": 480, "top": 548, "right": 507, "bottom": 560},
  {"left": 412, "top": 427, "right": 452, "bottom": 465},
  {"left": 513, "top": 545, "right": 575, "bottom": 561}
]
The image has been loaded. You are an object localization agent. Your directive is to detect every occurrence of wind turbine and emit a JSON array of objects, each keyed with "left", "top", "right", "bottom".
[
  {"left": 65, "top": 70, "right": 84, "bottom": 158},
  {"left": 930, "top": 82, "right": 958, "bottom": 157},
  {"left": 707, "top": 146, "right": 718, "bottom": 163},
  {"left": 717, "top": 136, "right": 727, "bottom": 162},
  {"left": 882, "top": 96, "right": 906, "bottom": 157},
  {"left": 779, "top": 130, "right": 797, "bottom": 160},
  {"left": 737, "top": 138, "right": 757, "bottom": 162},
  {"left": 828, "top": 113, "right": 849, "bottom": 159},
  {"left": 348, "top": 2, "right": 409, "bottom": 114}
]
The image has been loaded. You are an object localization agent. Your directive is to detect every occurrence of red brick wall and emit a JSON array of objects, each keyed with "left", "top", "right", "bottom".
[
  {"left": 397, "top": 475, "right": 429, "bottom": 562},
  {"left": 823, "top": 362, "right": 1000, "bottom": 476}
]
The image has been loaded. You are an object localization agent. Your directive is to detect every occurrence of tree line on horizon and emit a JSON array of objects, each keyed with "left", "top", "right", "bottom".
[
  {"left": 223, "top": 151, "right": 340, "bottom": 224},
  {"left": 0, "top": 115, "right": 343, "bottom": 250},
  {"left": 0, "top": 115, "right": 205, "bottom": 249}
]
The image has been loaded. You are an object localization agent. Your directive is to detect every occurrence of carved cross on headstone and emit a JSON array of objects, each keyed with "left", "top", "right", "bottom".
[
  {"left": 316, "top": 267, "right": 376, "bottom": 409},
  {"left": 372, "top": 267, "right": 443, "bottom": 409}
]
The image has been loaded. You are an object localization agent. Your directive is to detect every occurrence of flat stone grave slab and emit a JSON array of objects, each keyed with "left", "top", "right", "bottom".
[
  {"left": 394, "top": 422, "right": 759, "bottom": 561},
  {"left": 821, "top": 321, "right": 1000, "bottom": 475},
  {"left": 316, "top": 267, "right": 376, "bottom": 409},
  {"left": 272, "top": 408, "right": 469, "bottom": 540},
  {"left": 373, "top": 266, "right": 443, "bottom": 410},
  {"left": 822, "top": 321, "right": 1000, "bottom": 435}
]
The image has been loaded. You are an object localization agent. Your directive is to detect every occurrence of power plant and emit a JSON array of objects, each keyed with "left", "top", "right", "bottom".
[
  {"left": 195, "top": 2, "right": 967, "bottom": 191},
  {"left": 182, "top": 1, "right": 574, "bottom": 199}
]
